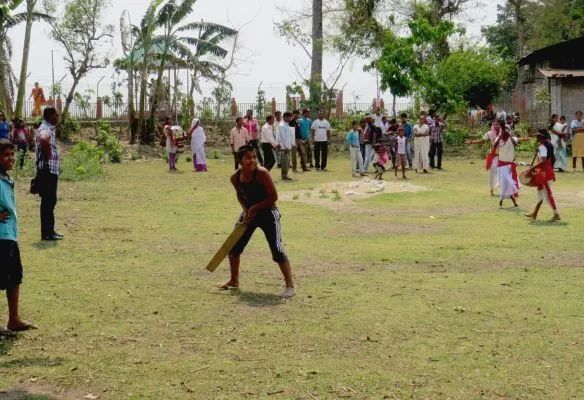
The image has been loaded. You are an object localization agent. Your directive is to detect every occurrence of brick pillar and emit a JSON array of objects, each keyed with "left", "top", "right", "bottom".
[
  {"left": 56, "top": 96, "right": 63, "bottom": 114},
  {"left": 47, "top": 97, "right": 55, "bottom": 107},
  {"left": 336, "top": 91, "right": 343, "bottom": 118},
  {"left": 293, "top": 98, "right": 298, "bottom": 111},
  {"left": 286, "top": 94, "right": 291, "bottom": 111},
  {"left": 96, "top": 97, "right": 103, "bottom": 119},
  {"left": 380, "top": 98, "right": 385, "bottom": 111},
  {"left": 371, "top": 98, "right": 377, "bottom": 111},
  {"left": 271, "top": 98, "right": 276, "bottom": 115},
  {"left": 300, "top": 93, "right": 306, "bottom": 105},
  {"left": 230, "top": 98, "right": 237, "bottom": 117}
]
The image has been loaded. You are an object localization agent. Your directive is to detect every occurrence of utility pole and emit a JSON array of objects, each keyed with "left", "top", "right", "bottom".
[
  {"left": 96, "top": 75, "right": 106, "bottom": 100},
  {"left": 51, "top": 51, "right": 55, "bottom": 98}
]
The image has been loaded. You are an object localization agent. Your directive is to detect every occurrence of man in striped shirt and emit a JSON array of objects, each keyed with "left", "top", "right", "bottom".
[{"left": 35, "top": 107, "right": 63, "bottom": 241}]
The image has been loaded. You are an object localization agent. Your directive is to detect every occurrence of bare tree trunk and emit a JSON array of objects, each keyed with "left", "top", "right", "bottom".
[
  {"left": 127, "top": 67, "right": 137, "bottom": 143},
  {"left": 147, "top": 60, "right": 168, "bottom": 142},
  {"left": 309, "top": 0, "right": 323, "bottom": 118},
  {"left": 15, "top": 0, "right": 36, "bottom": 119},
  {"left": 511, "top": 0, "right": 527, "bottom": 95},
  {"left": 62, "top": 77, "right": 81, "bottom": 119},
  {"left": 0, "top": 54, "right": 14, "bottom": 118},
  {"left": 138, "top": 69, "right": 148, "bottom": 142}
]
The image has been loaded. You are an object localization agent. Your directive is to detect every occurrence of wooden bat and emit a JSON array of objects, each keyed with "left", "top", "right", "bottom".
[{"left": 205, "top": 222, "right": 248, "bottom": 272}]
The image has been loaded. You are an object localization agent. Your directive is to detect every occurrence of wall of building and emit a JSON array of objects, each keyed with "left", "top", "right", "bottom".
[{"left": 560, "top": 78, "right": 584, "bottom": 120}]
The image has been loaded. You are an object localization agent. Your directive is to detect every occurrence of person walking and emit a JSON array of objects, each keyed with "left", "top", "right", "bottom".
[
  {"left": 190, "top": 118, "right": 207, "bottom": 172},
  {"left": 243, "top": 110, "right": 263, "bottom": 166},
  {"left": 11, "top": 118, "right": 30, "bottom": 170},
  {"left": 495, "top": 124, "right": 519, "bottom": 208},
  {"left": 429, "top": 113, "right": 446, "bottom": 170},
  {"left": 276, "top": 112, "right": 294, "bottom": 181},
  {"left": 29, "top": 83, "right": 46, "bottom": 118},
  {"left": 230, "top": 117, "right": 250, "bottom": 170},
  {"left": 260, "top": 115, "right": 277, "bottom": 171},
  {"left": 413, "top": 115, "right": 430, "bottom": 173},
  {"left": 35, "top": 107, "right": 62, "bottom": 241},
  {"left": 363, "top": 114, "right": 376, "bottom": 172},
  {"left": 466, "top": 120, "right": 502, "bottom": 196},
  {"left": 311, "top": 111, "right": 331, "bottom": 171}
]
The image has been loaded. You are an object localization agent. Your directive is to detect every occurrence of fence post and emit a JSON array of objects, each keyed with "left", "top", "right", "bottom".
[
  {"left": 285, "top": 94, "right": 291, "bottom": 111},
  {"left": 300, "top": 93, "right": 306, "bottom": 108},
  {"left": 96, "top": 97, "right": 103, "bottom": 119},
  {"left": 336, "top": 91, "right": 343, "bottom": 119},
  {"left": 47, "top": 97, "right": 54, "bottom": 107},
  {"left": 230, "top": 98, "right": 237, "bottom": 117},
  {"left": 56, "top": 96, "right": 63, "bottom": 114},
  {"left": 271, "top": 98, "right": 276, "bottom": 115},
  {"left": 293, "top": 97, "right": 298, "bottom": 111},
  {"left": 380, "top": 98, "right": 385, "bottom": 112}
]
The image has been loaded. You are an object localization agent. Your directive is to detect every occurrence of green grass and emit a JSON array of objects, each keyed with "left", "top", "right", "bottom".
[{"left": 1, "top": 154, "right": 583, "bottom": 399}]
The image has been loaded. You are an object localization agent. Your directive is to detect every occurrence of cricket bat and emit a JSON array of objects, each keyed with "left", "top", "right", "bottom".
[{"left": 205, "top": 222, "right": 248, "bottom": 272}]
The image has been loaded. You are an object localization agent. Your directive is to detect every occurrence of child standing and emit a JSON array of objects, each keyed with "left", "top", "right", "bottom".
[
  {"left": 0, "top": 139, "right": 35, "bottom": 334},
  {"left": 394, "top": 127, "right": 407, "bottom": 179},
  {"left": 165, "top": 125, "right": 178, "bottom": 171},
  {"left": 346, "top": 121, "right": 365, "bottom": 177},
  {"left": 372, "top": 143, "right": 390, "bottom": 180},
  {"left": 11, "top": 119, "right": 30, "bottom": 169}
]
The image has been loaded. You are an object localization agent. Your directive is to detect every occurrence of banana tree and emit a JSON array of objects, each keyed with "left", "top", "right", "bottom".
[
  {"left": 146, "top": 0, "right": 236, "bottom": 138},
  {"left": 14, "top": 0, "right": 53, "bottom": 119}
]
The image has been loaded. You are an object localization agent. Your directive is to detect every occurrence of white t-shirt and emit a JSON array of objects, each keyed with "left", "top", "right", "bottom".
[
  {"left": 538, "top": 144, "right": 548, "bottom": 158},
  {"left": 373, "top": 114, "right": 384, "bottom": 129},
  {"left": 311, "top": 119, "right": 331, "bottom": 142},
  {"left": 396, "top": 136, "right": 406, "bottom": 155}
]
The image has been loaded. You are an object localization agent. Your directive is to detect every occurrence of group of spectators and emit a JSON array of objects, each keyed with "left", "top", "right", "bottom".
[
  {"left": 0, "top": 111, "right": 34, "bottom": 170},
  {"left": 548, "top": 110, "right": 584, "bottom": 172},
  {"left": 229, "top": 109, "right": 332, "bottom": 181},
  {"left": 345, "top": 109, "right": 447, "bottom": 180}
]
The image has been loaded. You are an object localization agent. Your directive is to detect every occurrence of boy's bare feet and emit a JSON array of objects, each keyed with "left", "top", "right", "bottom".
[
  {"left": 218, "top": 280, "right": 239, "bottom": 290},
  {"left": 524, "top": 212, "right": 537, "bottom": 220},
  {"left": 550, "top": 214, "right": 561, "bottom": 222},
  {"left": 7, "top": 320, "right": 37, "bottom": 332},
  {"left": 281, "top": 287, "right": 295, "bottom": 299}
]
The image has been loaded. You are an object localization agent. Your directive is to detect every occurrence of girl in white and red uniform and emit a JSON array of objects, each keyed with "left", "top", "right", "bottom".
[{"left": 526, "top": 130, "right": 561, "bottom": 221}]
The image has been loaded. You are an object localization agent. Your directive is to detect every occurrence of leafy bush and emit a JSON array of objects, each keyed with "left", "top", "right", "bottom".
[
  {"left": 59, "top": 115, "right": 81, "bottom": 142},
  {"left": 60, "top": 141, "right": 104, "bottom": 181},
  {"left": 94, "top": 120, "right": 124, "bottom": 163},
  {"left": 443, "top": 125, "right": 471, "bottom": 146}
]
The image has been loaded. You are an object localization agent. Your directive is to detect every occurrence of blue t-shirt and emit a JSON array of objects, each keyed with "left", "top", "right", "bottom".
[
  {"left": 346, "top": 130, "right": 360, "bottom": 146},
  {"left": 0, "top": 175, "right": 18, "bottom": 241},
  {"left": 402, "top": 122, "right": 413, "bottom": 139},
  {"left": 0, "top": 122, "right": 9, "bottom": 140},
  {"left": 298, "top": 117, "right": 312, "bottom": 140}
]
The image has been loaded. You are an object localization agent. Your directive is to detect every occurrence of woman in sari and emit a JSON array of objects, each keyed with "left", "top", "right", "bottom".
[
  {"left": 549, "top": 114, "right": 567, "bottom": 172},
  {"left": 29, "top": 83, "right": 45, "bottom": 117},
  {"left": 190, "top": 118, "right": 207, "bottom": 172},
  {"left": 494, "top": 123, "right": 519, "bottom": 208}
]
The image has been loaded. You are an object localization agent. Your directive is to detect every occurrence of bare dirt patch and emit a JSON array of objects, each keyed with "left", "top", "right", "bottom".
[
  {"left": 0, "top": 383, "right": 92, "bottom": 400},
  {"left": 279, "top": 177, "right": 428, "bottom": 210}
]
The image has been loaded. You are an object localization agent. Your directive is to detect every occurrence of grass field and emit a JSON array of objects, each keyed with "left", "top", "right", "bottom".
[{"left": 1, "top": 153, "right": 583, "bottom": 400}]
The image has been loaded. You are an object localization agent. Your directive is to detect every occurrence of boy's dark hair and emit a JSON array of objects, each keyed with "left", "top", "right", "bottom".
[
  {"left": 283, "top": 111, "right": 293, "bottom": 118},
  {"left": 266, "top": 115, "right": 274, "bottom": 121},
  {"left": 0, "top": 138, "right": 15, "bottom": 153},
  {"left": 351, "top": 120, "right": 358, "bottom": 125},
  {"left": 373, "top": 143, "right": 381, "bottom": 150},
  {"left": 236, "top": 144, "right": 256, "bottom": 162},
  {"left": 293, "top": 110, "right": 300, "bottom": 114},
  {"left": 302, "top": 108, "right": 309, "bottom": 114},
  {"left": 275, "top": 110, "right": 282, "bottom": 115},
  {"left": 400, "top": 112, "right": 407, "bottom": 118},
  {"left": 560, "top": 115, "right": 566, "bottom": 120},
  {"left": 43, "top": 107, "right": 58, "bottom": 121},
  {"left": 235, "top": 117, "right": 243, "bottom": 123},
  {"left": 390, "top": 118, "right": 397, "bottom": 124}
]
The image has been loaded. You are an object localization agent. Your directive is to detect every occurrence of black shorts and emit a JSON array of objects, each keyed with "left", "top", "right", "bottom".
[
  {"left": 0, "top": 240, "right": 23, "bottom": 290},
  {"left": 229, "top": 208, "right": 288, "bottom": 263}
]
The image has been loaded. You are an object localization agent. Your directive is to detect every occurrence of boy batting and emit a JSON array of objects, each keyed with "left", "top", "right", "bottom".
[{"left": 219, "top": 145, "right": 295, "bottom": 299}]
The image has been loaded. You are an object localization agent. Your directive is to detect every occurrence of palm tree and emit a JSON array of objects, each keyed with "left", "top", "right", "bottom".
[
  {"left": 14, "top": 0, "right": 53, "bottom": 119},
  {"left": 145, "top": 0, "right": 236, "bottom": 137}
]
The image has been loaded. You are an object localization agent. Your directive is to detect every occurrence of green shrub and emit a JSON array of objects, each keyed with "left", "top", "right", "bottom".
[
  {"left": 444, "top": 125, "right": 470, "bottom": 146},
  {"left": 60, "top": 141, "right": 104, "bottom": 181},
  {"left": 59, "top": 116, "right": 81, "bottom": 142},
  {"left": 94, "top": 120, "right": 124, "bottom": 163}
]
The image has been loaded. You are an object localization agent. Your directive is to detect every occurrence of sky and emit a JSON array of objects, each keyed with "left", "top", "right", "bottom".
[{"left": 9, "top": 0, "right": 504, "bottom": 104}]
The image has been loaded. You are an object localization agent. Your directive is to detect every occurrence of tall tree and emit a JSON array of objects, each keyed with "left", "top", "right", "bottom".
[
  {"left": 309, "top": 0, "right": 323, "bottom": 115},
  {"left": 45, "top": 0, "right": 113, "bottom": 120},
  {"left": 145, "top": 0, "right": 236, "bottom": 139},
  {"left": 14, "top": 0, "right": 52, "bottom": 118},
  {"left": 0, "top": 0, "right": 27, "bottom": 116}
]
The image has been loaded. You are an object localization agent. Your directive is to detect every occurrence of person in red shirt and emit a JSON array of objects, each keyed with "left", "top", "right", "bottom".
[{"left": 243, "top": 110, "right": 263, "bottom": 166}]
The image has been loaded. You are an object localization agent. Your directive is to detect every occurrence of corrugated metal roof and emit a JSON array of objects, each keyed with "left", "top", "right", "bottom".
[{"left": 538, "top": 68, "right": 584, "bottom": 78}]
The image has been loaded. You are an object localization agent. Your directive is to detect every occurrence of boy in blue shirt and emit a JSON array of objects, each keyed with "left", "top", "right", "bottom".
[
  {"left": 298, "top": 109, "right": 313, "bottom": 168},
  {"left": 400, "top": 113, "right": 413, "bottom": 168},
  {"left": 346, "top": 121, "right": 365, "bottom": 177},
  {"left": 0, "top": 139, "right": 35, "bottom": 333}
]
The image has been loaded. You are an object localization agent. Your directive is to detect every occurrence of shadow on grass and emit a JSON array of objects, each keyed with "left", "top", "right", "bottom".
[
  {"left": 529, "top": 220, "right": 568, "bottom": 227},
  {"left": 31, "top": 241, "right": 59, "bottom": 250},
  {"left": 0, "top": 389, "right": 56, "bottom": 400},
  {"left": 234, "top": 291, "right": 284, "bottom": 307},
  {"left": 0, "top": 357, "right": 64, "bottom": 369}
]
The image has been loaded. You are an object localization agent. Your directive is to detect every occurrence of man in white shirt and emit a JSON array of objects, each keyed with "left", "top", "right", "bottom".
[
  {"left": 373, "top": 108, "right": 384, "bottom": 129},
  {"left": 311, "top": 111, "right": 331, "bottom": 171},
  {"left": 276, "top": 112, "right": 294, "bottom": 180},
  {"left": 260, "top": 115, "right": 277, "bottom": 171},
  {"left": 413, "top": 115, "right": 430, "bottom": 173}
]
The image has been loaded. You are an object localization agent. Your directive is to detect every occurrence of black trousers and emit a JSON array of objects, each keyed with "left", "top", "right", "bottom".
[
  {"left": 40, "top": 172, "right": 58, "bottom": 237},
  {"left": 429, "top": 142, "right": 443, "bottom": 169},
  {"left": 261, "top": 143, "right": 275, "bottom": 171},
  {"left": 249, "top": 139, "right": 263, "bottom": 166},
  {"left": 314, "top": 141, "right": 328, "bottom": 170}
]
